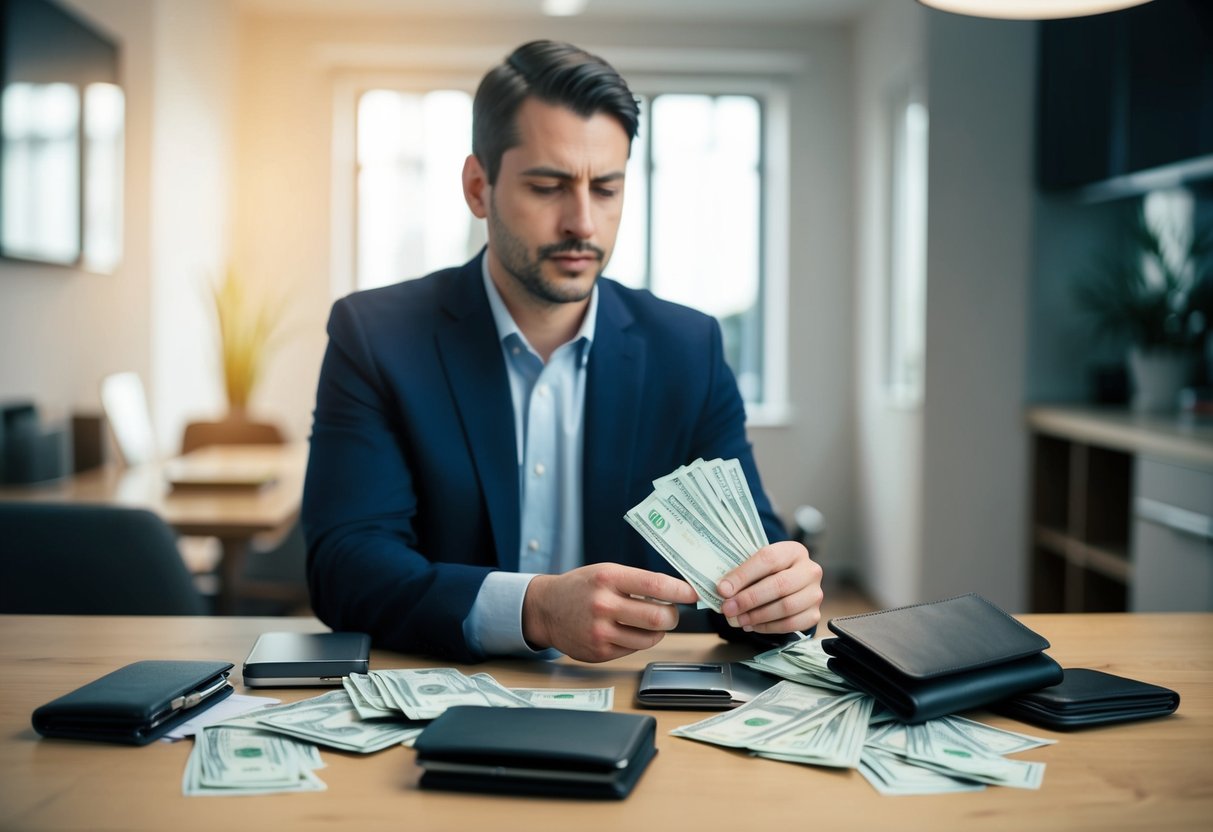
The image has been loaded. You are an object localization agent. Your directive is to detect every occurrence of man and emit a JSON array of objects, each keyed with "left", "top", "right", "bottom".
[{"left": 304, "top": 40, "right": 822, "bottom": 663}]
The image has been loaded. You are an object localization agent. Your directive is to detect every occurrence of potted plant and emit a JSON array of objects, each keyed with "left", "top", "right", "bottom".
[
  {"left": 181, "top": 268, "right": 289, "bottom": 453},
  {"left": 1075, "top": 206, "right": 1213, "bottom": 412}
]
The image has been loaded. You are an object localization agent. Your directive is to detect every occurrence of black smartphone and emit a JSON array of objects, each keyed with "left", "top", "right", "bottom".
[
  {"left": 242, "top": 631, "right": 370, "bottom": 687},
  {"left": 636, "top": 661, "right": 777, "bottom": 709}
]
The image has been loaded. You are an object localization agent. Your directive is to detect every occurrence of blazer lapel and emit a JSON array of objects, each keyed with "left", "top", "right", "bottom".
[
  {"left": 434, "top": 257, "right": 521, "bottom": 572},
  {"left": 582, "top": 281, "right": 646, "bottom": 566}
]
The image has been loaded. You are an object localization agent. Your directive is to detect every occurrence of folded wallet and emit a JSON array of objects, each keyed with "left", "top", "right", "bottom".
[
  {"left": 821, "top": 593, "right": 1063, "bottom": 724},
  {"left": 413, "top": 706, "right": 657, "bottom": 799},
  {"left": 32, "top": 660, "right": 234, "bottom": 745},
  {"left": 991, "top": 668, "right": 1180, "bottom": 729}
]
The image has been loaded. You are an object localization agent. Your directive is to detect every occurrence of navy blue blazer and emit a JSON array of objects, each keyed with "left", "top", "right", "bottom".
[{"left": 303, "top": 253, "right": 787, "bottom": 661}]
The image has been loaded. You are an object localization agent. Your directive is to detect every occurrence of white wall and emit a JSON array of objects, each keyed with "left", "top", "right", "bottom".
[
  {"left": 918, "top": 11, "right": 1036, "bottom": 612},
  {"left": 0, "top": 0, "right": 155, "bottom": 429},
  {"left": 148, "top": 0, "right": 238, "bottom": 451},
  {"left": 230, "top": 12, "right": 858, "bottom": 563},
  {"left": 853, "top": 0, "right": 927, "bottom": 606}
]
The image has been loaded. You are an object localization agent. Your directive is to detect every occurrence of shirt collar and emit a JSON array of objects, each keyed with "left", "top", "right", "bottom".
[{"left": 480, "top": 251, "right": 597, "bottom": 365}]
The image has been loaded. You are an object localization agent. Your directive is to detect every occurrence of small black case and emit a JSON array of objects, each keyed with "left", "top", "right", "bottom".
[
  {"left": 414, "top": 706, "right": 657, "bottom": 799},
  {"left": 991, "top": 668, "right": 1180, "bottom": 730},
  {"left": 32, "top": 660, "right": 234, "bottom": 745},
  {"left": 821, "top": 593, "right": 1064, "bottom": 724}
]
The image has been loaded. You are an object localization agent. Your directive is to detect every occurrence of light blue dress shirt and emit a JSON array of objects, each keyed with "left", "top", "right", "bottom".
[{"left": 461, "top": 256, "right": 597, "bottom": 657}]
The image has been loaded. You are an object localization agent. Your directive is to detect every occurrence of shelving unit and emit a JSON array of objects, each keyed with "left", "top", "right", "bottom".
[
  {"left": 1027, "top": 406, "right": 1213, "bottom": 613},
  {"left": 1030, "top": 433, "right": 1131, "bottom": 612}
]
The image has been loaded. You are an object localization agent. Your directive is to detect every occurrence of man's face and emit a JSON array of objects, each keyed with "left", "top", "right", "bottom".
[{"left": 466, "top": 97, "right": 630, "bottom": 307}]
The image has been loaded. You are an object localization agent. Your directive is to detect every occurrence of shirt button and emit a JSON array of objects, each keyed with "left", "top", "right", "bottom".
[
  {"left": 534, "top": 462, "right": 546, "bottom": 477},
  {"left": 536, "top": 383, "right": 549, "bottom": 397},
  {"left": 528, "top": 539, "right": 540, "bottom": 552}
]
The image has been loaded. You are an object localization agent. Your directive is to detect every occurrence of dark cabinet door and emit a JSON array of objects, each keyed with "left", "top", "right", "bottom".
[{"left": 1036, "top": 0, "right": 1213, "bottom": 193}]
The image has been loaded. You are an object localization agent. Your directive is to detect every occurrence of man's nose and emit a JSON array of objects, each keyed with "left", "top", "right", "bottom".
[{"left": 560, "top": 188, "right": 595, "bottom": 239}]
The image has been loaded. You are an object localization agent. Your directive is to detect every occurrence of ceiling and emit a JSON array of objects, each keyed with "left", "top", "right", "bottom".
[{"left": 235, "top": 0, "right": 876, "bottom": 23}]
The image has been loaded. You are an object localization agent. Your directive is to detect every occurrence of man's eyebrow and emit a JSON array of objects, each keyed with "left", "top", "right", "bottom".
[{"left": 520, "top": 166, "right": 626, "bottom": 183}]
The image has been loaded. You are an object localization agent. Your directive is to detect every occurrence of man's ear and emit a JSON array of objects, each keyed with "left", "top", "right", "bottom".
[{"left": 462, "top": 154, "right": 489, "bottom": 219}]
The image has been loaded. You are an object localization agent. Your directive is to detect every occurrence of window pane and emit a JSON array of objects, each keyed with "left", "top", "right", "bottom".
[
  {"left": 2, "top": 82, "right": 80, "bottom": 264},
  {"left": 887, "top": 89, "right": 928, "bottom": 404},
  {"left": 650, "top": 94, "right": 762, "bottom": 400},
  {"left": 608, "top": 95, "right": 648, "bottom": 289},
  {"left": 356, "top": 89, "right": 480, "bottom": 290}
]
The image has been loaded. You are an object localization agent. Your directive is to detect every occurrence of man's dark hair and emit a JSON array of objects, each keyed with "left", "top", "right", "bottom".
[{"left": 472, "top": 40, "right": 640, "bottom": 184}]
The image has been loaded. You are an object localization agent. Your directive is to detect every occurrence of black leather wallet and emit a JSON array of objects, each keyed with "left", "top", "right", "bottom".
[
  {"left": 991, "top": 668, "right": 1180, "bottom": 729},
  {"left": 821, "top": 593, "right": 1063, "bottom": 724},
  {"left": 32, "top": 660, "right": 234, "bottom": 745},
  {"left": 413, "top": 706, "right": 657, "bottom": 799}
]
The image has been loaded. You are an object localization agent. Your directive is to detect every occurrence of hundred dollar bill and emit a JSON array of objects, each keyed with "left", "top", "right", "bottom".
[
  {"left": 507, "top": 686, "right": 615, "bottom": 711},
  {"left": 343, "top": 674, "right": 399, "bottom": 719},
  {"left": 652, "top": 465, "right": 751, "bottom": 559},
  {"left": 868, "top": 720, "right": 1046, "bottom": 789},
  {"left": 670, "top": 680, "right": 838, "bottom": 748},
  {"left": 626, "top": 493, "right": 732, "bottom": 610},
  {"left": 224, "top": 690, "right": 424, "bottom": 753},
  {"left": 370, "top": 667, "right": 494, "bottom": 720},
  {"left": 740, "top": 637, "right": 853, "bottom": 692},
  {"left": 749, "top": 692, "right": 874, "bottom": 769},
  {"left": 183, "top": 725, "right": 326, "bottom": 796},
  {"left": 859, "top": 746, "right": 985, "bottom": 796}
]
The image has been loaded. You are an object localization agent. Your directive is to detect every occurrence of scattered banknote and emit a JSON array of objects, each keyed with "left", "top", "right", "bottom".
[
  {"left": 507, "top": 686, "right": 615, "bottom": 711},
  {"left": 676, "top": 665, "right": 1055, "bottom": 795},
  {"left": 740, "top": 636, "right": 853, "bottom": 692},
  {"left": 221, "top": 690, "right": 426, "bottom": 753},
  {"left": 625, "top": 458, "right": 769, "bottom": 611},
  {"left": 671, "top": 680, "right": 842, "bottom": 749},
  {"left": 183, "top": 725, "right": 326, "bottom": 796},
  {"left": 867, "top": 718, "right": 1047, "bottom": 789}
]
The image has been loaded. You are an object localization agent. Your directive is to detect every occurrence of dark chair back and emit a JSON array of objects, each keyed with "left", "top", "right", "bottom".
[{"left": 0, "top": 503, "right": 208, "bottom": 615}]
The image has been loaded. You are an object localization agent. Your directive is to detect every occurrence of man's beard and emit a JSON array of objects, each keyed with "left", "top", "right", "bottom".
[{"left": 487, "top": 202, "right": 606, "bottom": 306}]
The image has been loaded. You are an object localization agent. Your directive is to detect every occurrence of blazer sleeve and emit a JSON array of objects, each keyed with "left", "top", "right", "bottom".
[{"left": 303, "top": 297, "right": 490, "bottom": 662}]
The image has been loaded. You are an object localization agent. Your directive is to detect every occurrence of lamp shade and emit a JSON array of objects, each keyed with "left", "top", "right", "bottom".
[{"left": 917, "top": 0, "right": 1154, "bottom": 19}]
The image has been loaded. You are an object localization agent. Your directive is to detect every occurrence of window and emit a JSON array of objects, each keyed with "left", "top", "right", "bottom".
[
  {"left": 353, "top": 87, "right": 778, "bottom": 410},
  {"left": 885, "top": 83, "right": 928, "bottom": 406}
]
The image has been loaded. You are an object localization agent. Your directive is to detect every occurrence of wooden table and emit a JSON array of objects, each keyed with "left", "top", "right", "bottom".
[
  {"left": 0, "top": 444, "right": 307, "bottom": 612},
  {"left": 0, "top": 613, "right": 1209, "bottom": 831}
]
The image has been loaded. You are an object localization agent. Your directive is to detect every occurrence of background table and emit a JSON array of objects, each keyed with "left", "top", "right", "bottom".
[
  {"left": 1, "top": 613, "right": 1209, "bottom": 831},
  {"left": 0, "top": 444, "right": 306, "bottom": 612}
]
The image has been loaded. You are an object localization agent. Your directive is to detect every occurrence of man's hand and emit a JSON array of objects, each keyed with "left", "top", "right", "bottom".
[
  {"left": 522, "top": 563, "right": 699, "bottom": 662},
  {"left": 717, "top": 541, "right": 823, "bottom": 634}
]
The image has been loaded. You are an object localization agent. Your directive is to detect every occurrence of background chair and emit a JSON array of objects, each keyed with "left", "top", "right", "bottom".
[
  {"left": 179, "top": 416, "right": 308, "bottom": 615},
  {"left": 0, "top": 503, "right": 209, "bottom": 615}
]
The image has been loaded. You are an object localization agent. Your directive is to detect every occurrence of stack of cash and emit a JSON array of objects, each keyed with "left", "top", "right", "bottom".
[
  {"left": 347, "top": 668, "right": 614, "bottom": 720},
  {"left": 217, "top": 690, "right": 426, "bottom": 753},
  {"left": 625, "top": 458, "right": 768, "bottom": 611},
  {"left": 182, "top": 725, "right": 326, "bottom": 796},
  {"left": 672, "top": 680, "right": 1055, "bottom": 795}
]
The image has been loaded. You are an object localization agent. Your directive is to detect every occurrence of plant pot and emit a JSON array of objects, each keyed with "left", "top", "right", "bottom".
[{"left": 1127, "top": 346, "right": 1189, "bottom": 413}]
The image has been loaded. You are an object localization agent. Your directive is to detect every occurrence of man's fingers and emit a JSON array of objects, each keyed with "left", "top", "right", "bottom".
[
  {"left": 717, "top": 542, "right": 805, "bottom": 598},
  {"left": 612, "top": 565, "right": 699, "bottom": 605},
  {"left": 733, "top": 585, "right": 822, "bottom": 630}
]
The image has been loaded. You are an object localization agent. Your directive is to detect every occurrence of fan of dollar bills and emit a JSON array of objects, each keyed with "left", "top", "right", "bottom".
[
  {"left": 182, "top": 669, "right": 614, "bottom": 797},
  {"left": 625, "top": 458, "right": 768, "bottom": 611}
]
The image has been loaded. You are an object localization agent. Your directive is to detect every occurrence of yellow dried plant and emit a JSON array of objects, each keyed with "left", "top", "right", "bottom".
[{"left": 210, "top": 267, "right": 284, "bottom": 412}]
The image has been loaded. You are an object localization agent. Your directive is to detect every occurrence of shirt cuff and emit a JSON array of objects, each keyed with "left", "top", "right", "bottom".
[{"left": 463, "top": 571, "right": 561, "bottom": 660}]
